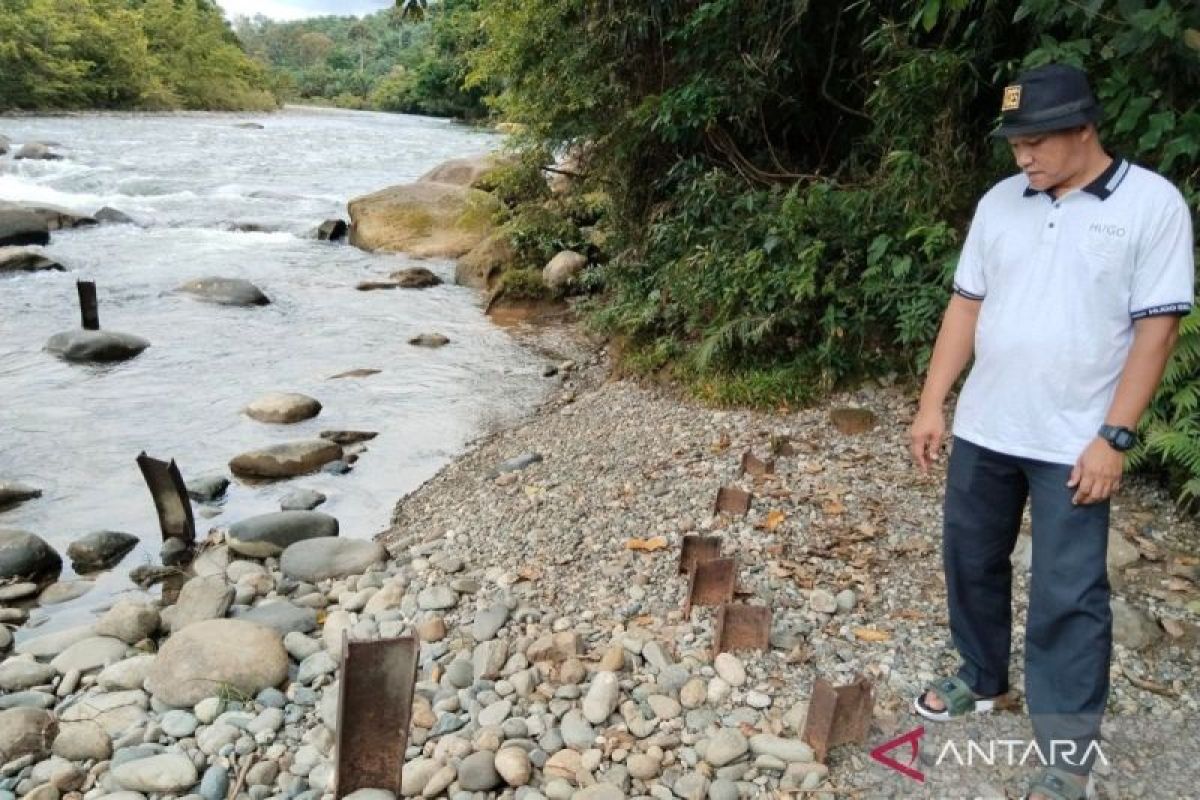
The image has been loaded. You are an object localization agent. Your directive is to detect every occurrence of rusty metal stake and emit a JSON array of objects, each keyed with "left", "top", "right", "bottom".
[
  {"left": 685, "top": 557, "right": 737, "bottom": 614},
  {"left": 78, "top": 280, "right": 99, "bottom": 330},
  {"left": 713, "top": 486, "right": 752, "bottom": 516},
  {"left": 740, "top": 450, "right": 775, "bottom": 478},
  {"left": 136, "top": 452, "right": 195, "bottom": 549},
  {"left": 713, "top": 604, "right": 772, "bottom": 653},
  {"left": 334, "top": 634, "right": 419, "bottom": 797},
  {"left": 678, "top": 535, "right": 722, "bottom": 575},
  {"left": 801, "top": 675, "right": 874, "bottom": 763}
]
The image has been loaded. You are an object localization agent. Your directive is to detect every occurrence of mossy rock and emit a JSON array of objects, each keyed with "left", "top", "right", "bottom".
[
  {"left": 347, "top": 181, "right": 500, "bottom": 259},
  {"left": 457, "top": 232, "right": 516, "bottom": 290}
]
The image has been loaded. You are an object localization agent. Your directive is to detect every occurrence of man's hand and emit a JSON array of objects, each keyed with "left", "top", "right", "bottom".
[
  {"left": 909, "top": 406, "right": 946, "bottom": 473},
  {"left": 1067, "top": 438, "right": 1124, "bottom": 505}
]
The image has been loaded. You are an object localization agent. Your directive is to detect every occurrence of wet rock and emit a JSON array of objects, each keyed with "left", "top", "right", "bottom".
[
  {"left": 316, "top": 219, "right": 347, "bottom": 242},
  {"left": 37, "top": 579, "right": 93, "bottom": 605},
  {"left": 280, "top": 489, "right": 326, "bottom": 511},
  {"left": 319, "top": 430, "right": 377, "bottom": 445},
  {"left": 227, "top": 510, "right": 338, "bottom": 558},
  {"left": 279, "top": 537, "right": 387, "bottom": 582},
  {"left": 186, "top": 475, "right": 230, "bottom": 503},
  {"left": 0, "top": 707, "right": 56, "bottom": 762},
  {"left": 45, "top": 330, "right": 149, "bottom": 363},
  {"left": 0, "top": 528, "right": 61, "bottom": 581},
  {"left": 328, "top": 367, "right": 381, "bottom": 379},
  {"left": 95, "top": 207, "right": 136, "bottom": 225},
  {"left": 234, "top": 122, "right": 265, "bottom": 129},
  {"left": 390, "top": 267, "right": 443, "bottom": 288},
  {"left": 244, "top": 392, "right": 321, "bottom": 424},
  {"left": 0, "top": 208, "right": 50, "bottom": 247},
  {"left": 0, "top": 248, "right": 63, "bottom": 274},
  {"left": 229, "top": 439, "right": 343, "bottom": 479},
  {"left": 66, "top": 530, "right": 138, "bottom": 573},
  {"left": 14, "top": 143, "right": 62, "bottom": 161},
  {"left": 146, "top": 619, "right": 287, "bottom": 707},
  {"left": 408, "top": 333, "right": 450, "bottom": 348},
  {"left": 0, "top": 480, "right": 41, "bottom": 510},
  {"left": 14, "top": 203, "right": 95, "bottom": 230},
  {"left": 542, "top": 250, "right": 587, "bottom": 290}
]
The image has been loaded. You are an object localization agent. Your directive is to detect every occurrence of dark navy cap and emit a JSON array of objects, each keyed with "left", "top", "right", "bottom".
[{"left": 992, "top": 63, "right": 1102, "bottom": 138}]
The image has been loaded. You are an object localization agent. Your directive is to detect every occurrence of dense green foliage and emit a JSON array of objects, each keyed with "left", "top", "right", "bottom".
[
  {"left": 233, "top": 1, "right": 487, "bottom": 118},
  {"left": 468, "top": 0, "right": 1200, "bottom": 505},
  {"left": 0, "top": 0, "right": 277, "bottom": 110}
]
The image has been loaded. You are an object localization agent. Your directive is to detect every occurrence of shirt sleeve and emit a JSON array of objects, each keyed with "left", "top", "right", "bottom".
[
  {"left": 1130, "top": 198, "right": 1195, "bottom": 320},
  {"left": 952, "top": 204, "right": 988, "bottom": 301}
]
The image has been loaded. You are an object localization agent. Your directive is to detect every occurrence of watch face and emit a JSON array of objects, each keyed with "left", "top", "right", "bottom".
[{"left": 1116, "top": 430, "right": 1136, "bottom": 449}]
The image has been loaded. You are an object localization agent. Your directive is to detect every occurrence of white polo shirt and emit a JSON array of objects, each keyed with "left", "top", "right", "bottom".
[{"left": 951, "top": 157, "right": 1195, "bottom": 464}]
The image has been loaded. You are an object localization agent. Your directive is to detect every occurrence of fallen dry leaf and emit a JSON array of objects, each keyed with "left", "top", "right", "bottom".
[
  {"left": 853, "top": 627, "right": 892, "bottom": 642},
  {"left": 765, "top": 510, "right": 786, "bottom": 531},
  {"left": 626, "top": 536, "right": 668, "bottom": 552}
]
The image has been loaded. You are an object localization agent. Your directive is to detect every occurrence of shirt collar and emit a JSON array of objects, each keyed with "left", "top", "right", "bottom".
[{"left": 1022, "top": 156, "right": 1130, "bottom": 201}]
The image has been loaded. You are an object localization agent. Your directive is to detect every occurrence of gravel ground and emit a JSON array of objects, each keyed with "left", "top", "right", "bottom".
[{"left": 381, "top": 323, "right": 1200, "bottom": 798}]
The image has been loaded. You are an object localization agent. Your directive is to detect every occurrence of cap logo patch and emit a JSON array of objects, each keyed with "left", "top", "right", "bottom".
[{"left": 1002, "top": 85, "right": 1022, "bottom": 112}]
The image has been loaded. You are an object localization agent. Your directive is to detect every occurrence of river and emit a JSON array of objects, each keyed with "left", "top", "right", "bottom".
[{"left": 0, "top": 107, "right": 549, "bottom": 632}]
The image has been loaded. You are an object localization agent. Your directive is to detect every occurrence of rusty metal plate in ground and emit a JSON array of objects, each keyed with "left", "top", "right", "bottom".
[
  {"left": 714, "top": 604, "right": 772, "bottom": 653},
  {"left": 713, "top": 486, "right": 752, "bottom": 516},
  {"left": 678, "top": 535, "right": 722, "bottom": 575},
  {"left": 740, "top": 451, "right": 775, "bottom": 478},
  {"left": 136, "top": 452, "right": 195, "bottom": 548},
  {"left": 334, "top": 635, "right": 419, "bottom": 797},
  {"left": 801, "top": 675, "right": 874, "bottom": 762},
  {"left": 685, "top": 557, "right": 737, "bottom": 614}
]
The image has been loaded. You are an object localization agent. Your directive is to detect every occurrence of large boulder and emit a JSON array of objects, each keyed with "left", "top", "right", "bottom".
[
  {"left": 0, "top": 708, "right": 56, "bottom": 763},
  {"left": 0, "top": 209, "right": 50, "bottom": 247},
  {"left": 390, "top": 267, "right": 443, "bottom": 289},
  {"left": 4, "top": 203, "right": 97, "bottom": 231},
  {"left": 229, "top": 440, "right": 343, "bottom": 479},
  {"left": 186, "top": 474, "right": 229, "bottom": 503},
  {"left": 244, "top": 392, "right": 321, "bottom": 424},
  {"left": 0, "top": 247, "right": 64, "bottom": 274},
  {"left": 13, "top": 143, "right": 61, "bottom": 161},
  {"left": 0, "top": 529, "right": 61, "bottom": 582},
  {"left": 145, "top": 619, "right": 287, "bottom": 707},
  {"left": 227, "top": 511, "right": 338, "bottom": 558},
  {"left": 316, "top": 219, "right": 347, "bottom": 241},
  {"left": 418, "top": 155, "right": 506, "bottom": 188},
  {"left": 347, "top": 181, "right": 499, "bottom": 259},
  {"left": 45, "top": 330, "right": 149, "bottom": 363},
  {"left": 280, "top": 538, "right": 387, "bottom": 582},
  {"left": 543, "top": 250, "right": 587, "bottom": 290},
  {"left": 67, "top": 530, "right": 139, "bottom": 573},
  {"left": 457, "top": 232, "right": 514, "bottom": 290},
  {"left": 177, "top": 277, "right": 270, "bottom": 307},
  {"left": 0, "top": 480, "right": 41, "bottom": 509}
]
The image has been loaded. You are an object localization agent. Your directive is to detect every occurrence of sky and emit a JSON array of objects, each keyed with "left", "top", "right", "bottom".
[{"left": 218, "top": 0, "right": 394, "bottom": 20}]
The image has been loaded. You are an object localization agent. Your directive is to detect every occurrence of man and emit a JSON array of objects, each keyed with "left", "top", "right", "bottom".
[{"left": 908, "top": 63, "right": 1194, "bottom": 800}]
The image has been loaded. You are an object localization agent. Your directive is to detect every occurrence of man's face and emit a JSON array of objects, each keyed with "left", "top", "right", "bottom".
[{"left": 1007, "top": 127, "right": 1089, "bottom": 192}]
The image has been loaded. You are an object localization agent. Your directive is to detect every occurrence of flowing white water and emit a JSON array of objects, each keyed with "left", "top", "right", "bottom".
[{"left": 0, "top": 107, "right": 548, "bottom": 632}]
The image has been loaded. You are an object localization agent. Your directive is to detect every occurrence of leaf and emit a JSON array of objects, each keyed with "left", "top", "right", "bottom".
[
  {"left": 921, "top": 0, "right": 941, "bottom": 32},
  {"left": 853, "top": 627, "right": 892, "bottom": 642},
  {"left": 626, "top": 536, "right": 668, "bottom": 552},
  {"left": 765, "top": 509, "right": 786, "bottom": 531},
  {"left": 1186, "top": 29, "right": 1200, "bottom": 52}
]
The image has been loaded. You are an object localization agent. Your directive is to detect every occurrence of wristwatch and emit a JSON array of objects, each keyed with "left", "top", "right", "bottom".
[{"left": 1098, "top": 424, "right": 1137, "bottom": 452}]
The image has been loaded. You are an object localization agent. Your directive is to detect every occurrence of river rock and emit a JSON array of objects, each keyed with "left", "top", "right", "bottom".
[
  {"left": 316, "top": 218, "right": 347, "bottom": 241},
  {"left": 12, "top": 203, "right": 95, "bottom": 231},
  {"left": 229, "top": 440, "right": 343, "bottom": 479},
  {"left": 408, "top": 333, "right": 450, "bottom": 348},
  {"left": 714, "top": 653, "right": 746, "bottom": 687},
  {"left": 97, "top": 654, "right": 156, "bottom": 691},
  {"left": 95, "top": 600, "right": 160, "bottom": 644},
  {"left": 45, "top": 330, "right": 150, "bottom": 363},
  {"left": 419, "top": 155, "right": 506, "bottom": 188},
  {"left": 14, "top": 143, "right": 61, "bottom": 160},
  {"left": 0, "top": 134, "right": 7, "bottom": 154},
  {"left": 228, "top": 510, "right": 338, "bottom": 557},
  {"left": 749, "top": 735, "right": 814, "bottom": 763},
  {"left": 279, "top": 537, "right": 387, "bottom": 582},
  {"left": 232, "top": 600, "right": 317, "bottom": 635},
  {"left": 583, "top": 671, "right": 620, "bottom": 724},
  {"left": 16, "top": 624, "right": 94, "bottom": 659},
  {"left": 0, "top": 528, "right": 61, "bottom": 581},
  {"left": 280, "top": 488, "right": 326, "bottom": 511},
  {"left": 705, "top": 729, "right": 749, "bottom": 767},
  {"left": 543, "top": 250, "right": 587, "bottom": 290},
  {"left": 66, "top": 530, "right": 139, "bottom": 573},
  {"left": 457, "top": 750, "right": 502, "bottom": 791},
  {"left": 38, "top": 579, "right": 93, "bottom": 606},
  {"left": 390, "top": 267, "right": 443, "bottom": 288},
  {"left": 168, "top": 575, "right": 234, "bottom": 632},
  {"left": 52, "top": 721, "right": 111, "bottom": 761},
  {"left": 494, "top": 746, "right": 531, "bottom": 786},
  {"left": 347, "top": 180, "right": 499, "bottom": 258},
  {"left": 58, "top": 688, "right": 147, "bottom": 736},
  {"left": 471, "top": 604, "right": 510, "bottom": 641},
  {"left": 0, "top": 660, "right": 56, "bottom": 691},
  {"left": 178, "top": 276, "right": 270, "bottom": 306},
  {"left": 457, "top": 232, "right": 514, "bottom": 289},
  {"left": 95, "top": 206, "right": 136, "bottom": 225},
  {"left": 146, "top": 618, "right": 287, "bottom": 707},
  {"left": 111, "top": 753, "right": 198, "bottom": 792},
  {"left": 50, "top": 636, "right": 129, "bottom": 674},
  {"left": 0, "top": 707, "right": 56, "bottom": 762},
  {"left": 0, "top": 208, "right": 50, "bottom": 247},
  {"left": 0, "top": 247, "right": 63, "bottom": 274},
  {"left": 244, "top": 392, "right": 321, "bottom": 424},
  {"left": 319, "top": 429, "right": 378, "bottom": 445},
  {"left": 0, "top": 480, "right": 40, "bottom": 510}
]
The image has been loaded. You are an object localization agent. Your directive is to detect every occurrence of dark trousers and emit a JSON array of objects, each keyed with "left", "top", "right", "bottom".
[{"left": 943, "top": 436, "right": 1112, "bottom": 775}]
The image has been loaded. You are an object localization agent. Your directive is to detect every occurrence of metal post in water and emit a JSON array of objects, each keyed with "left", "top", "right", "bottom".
[{"left": 77, "top": 281, "right": 99, "bottom": 330}]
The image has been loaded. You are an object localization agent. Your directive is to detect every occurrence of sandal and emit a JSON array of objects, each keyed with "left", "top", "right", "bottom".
[
  {"left": 1023, "top": 767, "right": 1097, "bottom": 800},
  {"left": 912, "top": 675, "right": 998, "bottom": 722}
]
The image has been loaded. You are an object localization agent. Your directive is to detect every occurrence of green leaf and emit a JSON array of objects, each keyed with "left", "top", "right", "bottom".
[
  {"left": 1185, "top": 28, "right": 1200, "bottom": 52},
  {"left": 922, "top": 0, "right": 941, "bottom": 32}
]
